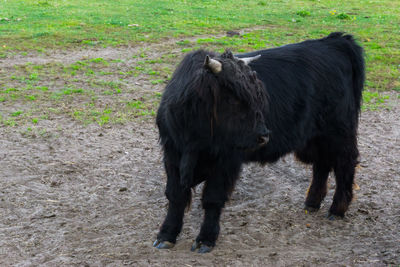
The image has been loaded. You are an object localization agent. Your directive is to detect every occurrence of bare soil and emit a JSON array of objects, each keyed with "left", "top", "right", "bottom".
[{"left": 1, "top": 41, "right": 399, "bottom": 266}]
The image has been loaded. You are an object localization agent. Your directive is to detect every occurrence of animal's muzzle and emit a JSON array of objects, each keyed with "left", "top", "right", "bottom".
[{"left": 257, "top": 135, "right": 269, "bottom": 145}]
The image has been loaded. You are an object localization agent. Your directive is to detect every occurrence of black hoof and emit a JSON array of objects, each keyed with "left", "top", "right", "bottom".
[
  {"left": 153, "top": 239, "right": 175, "bottom": 249},
  {"left": 326, "top": 213, "right": 344, "bottom": 221},
  {"left": 304, "top": 204, "right": 320, "bottom": 212},
  {"left": 191, "top": 241, "right": 213, "bottom": 253}
]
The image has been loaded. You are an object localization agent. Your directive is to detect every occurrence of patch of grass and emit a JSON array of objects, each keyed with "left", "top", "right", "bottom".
[
  {"left": 176, "top": 40, "right": 191, "bottom": 46},
  {"left": 145, "top": 58, "right": 163, "bottom": 64},
  {"left": 125, "top": 99, "right": 156, "bottom": 117},
  {"left": 29, "top": 73, "right": 39, "bottom": 81},
  {"left": 51, "top": 87, "right": 85, "bottom": 100},
  {"left": 3, "top": 87, "right": 18, "bottom": 93},
  {"left": 70, "top": 61, "right": 88, "bottom": 70},
  {"left": 362, "top": 91, "right": 390, "bottom": 111},
  {"left": 296, "top": 11, "right": 311, "bottom": 17},
  {"left": 63, "top": 88, "right": 84, "bottom": 95},
  {"left": 89, "top": 57, "right": 109, "bottom": 65},
  {"left": 85, "top": 68, "right": 95, "bottom": 76},
  {"left": 96, "top": 108, "right": 112, "bottom": 126},
  {"left": 181, "top": 47, "right": 193, "bottom": 53},
  {"left": 126, "top": 100, "right": 144, "bottom": 109},
  {"left": 0, "top": 0, "right": 398, "bottom": 55},
  {"left": 147, "top": 70, "right": 160, "bottom": 76},
  {"left": 98, "top": 71, "right": 113, "bottom": 75},
  {"left": 3, "top": 118, "right": 17, "bottom": 127},
  {"left": 25, "top": 95, "right": 37, "bottom": 101},
  {"left": 35, "top": 86, "right": 49, "bottom": 91},
  {"left": 92, "top": 80, "right": 123, "bottom": 93},
  {"left": 69, "top": 98, "right": 156, "bottom": 125},
  {"left": 151, "top": 79, "right": 164, "bottom": 85},
  {"left": 11, "top": 110, "right": 23, "bottom": 117},
  {"left": 392, "top": 81, "right": 400, "bottom": 93},
  {"left": 337, "top": 13, "right": 350, "bottom": 20}
]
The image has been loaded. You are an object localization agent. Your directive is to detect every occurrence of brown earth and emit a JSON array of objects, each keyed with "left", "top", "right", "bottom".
[{"left": 0, "top": 39, "right": 399, "bottom": 266}]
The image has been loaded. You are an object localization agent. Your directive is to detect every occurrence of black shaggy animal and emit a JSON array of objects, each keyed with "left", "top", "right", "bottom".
[{"left": 153, "top": 32, "right": 365, "bottom": 253}]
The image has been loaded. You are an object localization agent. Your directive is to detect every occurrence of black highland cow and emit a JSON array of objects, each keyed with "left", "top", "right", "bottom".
[{"left": 153, "top": 32, "right": 365, "bottom": 253}]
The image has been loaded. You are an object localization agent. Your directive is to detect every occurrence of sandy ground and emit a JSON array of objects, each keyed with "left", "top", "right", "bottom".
[{"left": 0, "top": 40, "right": 399, "bottom": 266}]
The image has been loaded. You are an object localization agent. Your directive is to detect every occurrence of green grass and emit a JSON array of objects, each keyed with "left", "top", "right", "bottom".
[
  {"left": 3, "top": 0, "right": 397, "bottom": 93},
  {"left": 362, "top": 91, "right": 390, "bottom": 111},
  {"left": 1, "top": 0, "right": 399, "bottom": 53},
  {"left": 0, "top": 0, "right": 399, "bottom": 128},
  {"left": 0, "top": 54, "right": 162, "bottom": 127}
]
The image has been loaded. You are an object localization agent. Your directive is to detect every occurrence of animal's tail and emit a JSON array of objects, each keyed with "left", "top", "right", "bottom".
[{"left": 327, "top": 32, "right": 365, "bottom": 114}]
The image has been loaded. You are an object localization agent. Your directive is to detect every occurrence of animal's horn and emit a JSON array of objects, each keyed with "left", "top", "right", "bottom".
[
  {"left": 204, "top": 55, "right": 222, "bottom": 74},
  {"left": 238, "top": 54, "right": 261, "bottom": 65}
]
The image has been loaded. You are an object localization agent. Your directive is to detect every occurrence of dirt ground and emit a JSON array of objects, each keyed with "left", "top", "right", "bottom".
[{"left": 1, "top": 40, "right": 399, "bottom": 266}]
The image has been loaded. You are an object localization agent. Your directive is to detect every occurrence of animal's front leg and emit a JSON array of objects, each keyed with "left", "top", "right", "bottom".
[
  {"left": 191, "top": 201, "right": 223, "bottom": 253},
  {"left": 154, "top": 156, "right": 191, "bottom": 249},
  {"left": 191, "top": 163, "right": 240, "bottom": 253}
]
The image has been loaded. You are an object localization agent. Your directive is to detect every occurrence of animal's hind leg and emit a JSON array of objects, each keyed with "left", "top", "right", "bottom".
[
  {"left": 154, "top": 154, "right": 191, "bottom": 249},
  {"left": 296, "top": 138, "right": 331, "bottom": 212},
  {"left": 329, "top": 138, "right": 358, "bottom": 218},
  {"left": 305, "top": 160, "right": 331, "bottom": 212}
]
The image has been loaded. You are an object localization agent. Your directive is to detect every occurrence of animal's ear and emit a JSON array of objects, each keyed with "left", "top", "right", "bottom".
[
  {"left": 204, "top": 55, "right": 222, "bottom": 74},
  {"left": 222, "top": 49, "right": 234, "bottom": 59}
]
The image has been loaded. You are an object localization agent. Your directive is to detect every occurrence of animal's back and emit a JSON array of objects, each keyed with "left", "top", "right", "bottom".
[{"left": 240, "top": 33, "right": 365, "bottom": 162}]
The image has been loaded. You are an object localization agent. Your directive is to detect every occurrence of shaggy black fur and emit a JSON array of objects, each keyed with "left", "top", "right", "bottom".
[{"left": 154, "top": 32, "right": 365, "bottom": 252}]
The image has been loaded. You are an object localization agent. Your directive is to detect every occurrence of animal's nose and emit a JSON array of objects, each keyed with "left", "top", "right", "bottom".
[{"left": 257, "top": 135, "right": 269, "bottom": 145}]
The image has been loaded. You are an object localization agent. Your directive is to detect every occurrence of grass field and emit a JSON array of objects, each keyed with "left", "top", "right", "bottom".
[{"left": 1, "top": 0, "right": 399, "bottom": 128}]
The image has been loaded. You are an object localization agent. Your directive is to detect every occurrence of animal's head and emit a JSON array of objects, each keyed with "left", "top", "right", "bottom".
[
  {"left": 160, "top": 49, "right": 270, "bottom": 152},
  {"left": 202, "top": 50, "right": 269, "bottom": 151}
]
